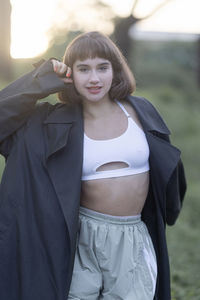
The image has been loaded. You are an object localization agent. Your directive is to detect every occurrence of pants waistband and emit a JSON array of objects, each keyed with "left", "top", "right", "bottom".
[{"left": 79, "top": 206, "right": 141, "bottom": 225}]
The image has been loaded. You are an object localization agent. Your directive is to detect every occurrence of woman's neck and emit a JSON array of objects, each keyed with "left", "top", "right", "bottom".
[{"left": 82, "top": 98, "right": 115, "bottom": 120}]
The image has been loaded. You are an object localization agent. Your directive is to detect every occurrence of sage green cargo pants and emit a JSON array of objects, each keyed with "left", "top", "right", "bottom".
[{"left": 68, "top": 206, "right": 157, "bottom": 300}]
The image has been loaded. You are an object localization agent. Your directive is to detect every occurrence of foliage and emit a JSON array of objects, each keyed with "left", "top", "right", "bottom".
[
  {"left": 0, "top": 38, "right": 200, "bottom": 299},
  {"left": 132, "top": 39, "right": 200, "bottom": 299}
]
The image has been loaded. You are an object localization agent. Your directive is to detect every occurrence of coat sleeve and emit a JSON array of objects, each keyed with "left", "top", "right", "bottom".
[
  {"left": 166, "top": 158, "right": 187, "bottom": 226},
  {"left": 0, "top": 59, "right": 67, "bottom": 157}
]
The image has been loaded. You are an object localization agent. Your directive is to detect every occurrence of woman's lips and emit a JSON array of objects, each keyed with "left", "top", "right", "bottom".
[{"left": 87, "top": 86, "right": 102, "bottom": 94}]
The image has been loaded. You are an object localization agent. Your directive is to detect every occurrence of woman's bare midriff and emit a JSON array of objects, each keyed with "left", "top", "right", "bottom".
[{"left": 80, "top": 171, "right": 149, "bottom": 216}]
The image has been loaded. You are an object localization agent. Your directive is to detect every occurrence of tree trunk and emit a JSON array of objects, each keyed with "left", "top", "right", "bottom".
[
  {"left": 113, "top": 15, "right": 138, "bottom": 60},
  {"left": 0, "top": 0, "right": 12, "bottom": 81}
]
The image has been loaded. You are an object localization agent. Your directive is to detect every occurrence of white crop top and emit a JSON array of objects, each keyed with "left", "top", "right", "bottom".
[{"left": 81, "top": 100, "right": 150, "bottom": 181}]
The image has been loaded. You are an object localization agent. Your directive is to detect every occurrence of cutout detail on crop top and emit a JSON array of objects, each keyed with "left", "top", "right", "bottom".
[{"left": 81, "top": 100, "right": 150, "bottom": 181}]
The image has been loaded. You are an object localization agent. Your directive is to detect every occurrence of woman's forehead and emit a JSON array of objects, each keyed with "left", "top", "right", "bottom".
[{"left": 73, "top": 57, "right": 111, "bottom": 66}]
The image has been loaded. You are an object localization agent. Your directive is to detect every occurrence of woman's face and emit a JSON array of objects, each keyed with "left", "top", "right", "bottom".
[{"left": 72, "top": 57, "right": 113, "bottom": 103}]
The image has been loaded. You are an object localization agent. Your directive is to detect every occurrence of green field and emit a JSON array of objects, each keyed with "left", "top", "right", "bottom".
[
  {"left": 134, "top": 39, "right": 200, "bottom": 299},
  {"left": 0, "top": 38, "right": 200, "bottom": 299}
]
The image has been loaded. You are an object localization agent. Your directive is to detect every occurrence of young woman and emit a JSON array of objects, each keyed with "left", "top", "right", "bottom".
[{"left": 0, "top": 31, "right": 186, "bottom": 300}]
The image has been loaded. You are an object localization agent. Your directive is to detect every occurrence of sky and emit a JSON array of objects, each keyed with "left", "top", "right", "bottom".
[{"left": 10, "top": 0, "right": 200, "bottom": 59}]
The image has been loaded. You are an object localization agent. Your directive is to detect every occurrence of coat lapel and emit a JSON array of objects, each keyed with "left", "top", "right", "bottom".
[
  {"left": 127, "top": 95, "right": 171, "bottom": 135},
  {"left": 127, "top": 95, "right": 181, "bottom": 216},
  {"left": 43, "top": 104, "right": 78, "bottom": 159},
  {"left": 43, "top": 103, "right": 84, "bottom": 252}
]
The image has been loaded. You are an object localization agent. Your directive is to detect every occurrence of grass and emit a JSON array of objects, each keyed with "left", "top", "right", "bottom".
[{"left": 167, "top": 183, "right": 200, "bottom": 300}]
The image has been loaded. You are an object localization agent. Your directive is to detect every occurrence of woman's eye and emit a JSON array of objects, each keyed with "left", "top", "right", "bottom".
[
  {"left": 99, "top": 66, "right": 108, "bottom": 71},
  {"left": 79, "top": 68, "right": 88, "bottom": 72}
]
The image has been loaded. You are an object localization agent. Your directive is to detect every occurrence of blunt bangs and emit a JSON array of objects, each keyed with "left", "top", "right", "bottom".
[
  {"left": 58, "top": 31, "right": 136, "bottom": 105},
  {"left": 64, "top": 32, "right": 120, "bottom": 69}
]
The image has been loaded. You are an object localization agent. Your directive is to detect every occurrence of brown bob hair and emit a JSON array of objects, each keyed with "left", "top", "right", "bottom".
[{"left": 58, "top": 31, "right": 136, "bottom": 104}]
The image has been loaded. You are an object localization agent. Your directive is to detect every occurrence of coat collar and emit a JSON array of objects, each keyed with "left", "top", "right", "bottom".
[
  {"left": 127, "top": 95, "right": 171, "bottom": 135},
  {"left": 43, "top": 103, "right": 82, "bottom": 159},
  {"left": 43, "top": 103, "right": 81, "bottom": 124},
  {"left": 43, "top": 96, "right": 170, "bottom": 134},
  {"left": 42, "top": 96, "right": 171, "bottom": 159}
]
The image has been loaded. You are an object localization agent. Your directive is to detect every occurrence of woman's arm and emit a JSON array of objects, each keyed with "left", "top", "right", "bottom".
[
  {"left": 0, "top": 59, "right": 71, "bottom": 153},
  {"left": 0, "top": 59, "right": 72, "bottom": 157}
]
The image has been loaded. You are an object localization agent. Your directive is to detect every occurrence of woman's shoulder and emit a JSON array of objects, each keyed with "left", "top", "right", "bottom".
[
  {"left": 126, "top": 95, "right": 159, "bottom": 112},
  {"left": 25, "top": 102, "right": 61, "bottom": 125},
  {"left": 124, "top": 95, "right": 171, "bottom": 135},
  {"left": 123, "top": 94, "right": 163, "bottom": 120},
  {"left": 30, "top": 101, "right": 81, "bottom": 125}
]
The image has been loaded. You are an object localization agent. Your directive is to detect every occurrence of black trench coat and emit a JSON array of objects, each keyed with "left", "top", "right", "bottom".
[{"left": 0, "top": 60, "right": 186, "bottom": 300}]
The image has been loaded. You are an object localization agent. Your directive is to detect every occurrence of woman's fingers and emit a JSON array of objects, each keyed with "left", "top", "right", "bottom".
[
  {"left": 66, "top": 67, "right": 72, "bottom": 78},
  {"left": 61, "top": 77, "right": 73, "bottom": 84},
  {"left": 58, "top": 64, "right": 67, "bottom": 75},
  {"left": 51, "top": 59, "right": 73, "bottom": 84},
  {"left": 51, "top": 59, "right": 68, "bottom": 76},
  {"left": 51, "top": 59, "right": 60, "bottom": 72}
]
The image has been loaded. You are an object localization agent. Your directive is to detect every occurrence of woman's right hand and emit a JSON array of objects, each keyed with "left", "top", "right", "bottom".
[{"left": 51, "top": 59, "right": 73, "bottom": 84}]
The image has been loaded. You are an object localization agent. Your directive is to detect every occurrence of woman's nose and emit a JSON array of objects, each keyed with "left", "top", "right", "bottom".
[{"left": 89, "top": 70, "right": 100, "bottom": 83}]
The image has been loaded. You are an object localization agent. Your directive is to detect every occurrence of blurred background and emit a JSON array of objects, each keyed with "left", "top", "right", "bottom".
[{"left": 0, "top": 0, "right": 200, "bottom": 298}]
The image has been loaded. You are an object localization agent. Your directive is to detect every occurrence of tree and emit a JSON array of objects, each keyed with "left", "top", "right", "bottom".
[
  {"left": 112, "top": 0, "right": 172, "bottom": 60},
  {"left": 0, "top": 0, "right": 12, "bottom": 80}
]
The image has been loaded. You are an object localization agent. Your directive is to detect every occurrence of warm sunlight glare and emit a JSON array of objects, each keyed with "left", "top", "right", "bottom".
[
  {"left": 11, "top": 0, "right": 200, "bottom": 59},
  {"left": 11, "top": 0, "right": 57, "bottom": 58},
  {"left": 134, "top": 0, "right": 200, "bottom": 33},
  {"left": 103, "top": 0, "right": 200, "bottom": 33}
]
